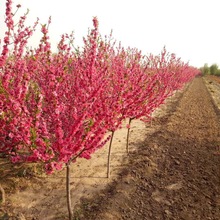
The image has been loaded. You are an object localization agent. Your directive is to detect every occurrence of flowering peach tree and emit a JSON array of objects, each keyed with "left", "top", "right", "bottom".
[{"left": 0, "top": 1, "right": 200, "bottom": 219}]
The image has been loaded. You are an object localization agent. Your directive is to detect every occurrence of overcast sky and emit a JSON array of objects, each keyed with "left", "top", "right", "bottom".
[{"left": 1, "top": 0, "right": 220, "bottom": 67}]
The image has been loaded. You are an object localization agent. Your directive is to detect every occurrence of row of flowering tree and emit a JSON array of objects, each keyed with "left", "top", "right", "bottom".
[{"left": 0, "top": 0, "right": 200, "bottom": 219}]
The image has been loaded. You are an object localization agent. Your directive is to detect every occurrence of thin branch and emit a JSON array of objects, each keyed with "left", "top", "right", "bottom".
[{"left": 0, "top": 184, "right": 6, "bottom": 204}]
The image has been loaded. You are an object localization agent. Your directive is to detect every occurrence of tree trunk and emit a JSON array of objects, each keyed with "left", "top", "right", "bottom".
[
  {"left": 107, "top": 131, "right": 115, "bottom": 178},
  {"left": 66, "top": 162, "right": 73, "bottom": 220},
  {"left": 126, "top": 118, "right": 132, "bottom": 154}
]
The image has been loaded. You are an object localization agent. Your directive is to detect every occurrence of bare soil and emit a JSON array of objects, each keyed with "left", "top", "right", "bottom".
[{"left": 1, "top": 76, "right": 220, "bottom": 220}]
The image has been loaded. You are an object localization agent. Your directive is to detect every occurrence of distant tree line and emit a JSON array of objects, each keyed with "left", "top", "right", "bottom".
[{"left": 200, "top": 63, "right": 220, "bottom": 76}]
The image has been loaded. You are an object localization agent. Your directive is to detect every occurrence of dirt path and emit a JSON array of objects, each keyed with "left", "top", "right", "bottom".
[{"left": 77, "top": 77, "right": 220, "bottom": 220}]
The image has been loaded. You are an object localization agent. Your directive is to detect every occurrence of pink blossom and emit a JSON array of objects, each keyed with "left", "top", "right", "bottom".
[{"left": 11, "top": 155, "right": 21, "bottom": 163}]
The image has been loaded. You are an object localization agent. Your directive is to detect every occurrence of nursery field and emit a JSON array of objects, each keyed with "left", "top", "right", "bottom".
[
  {"left": 1, "top": 1, "right": 219, "bottom": 219},
  {"left": 1, "top": 76, "right": 220, "bottom": 220}
]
